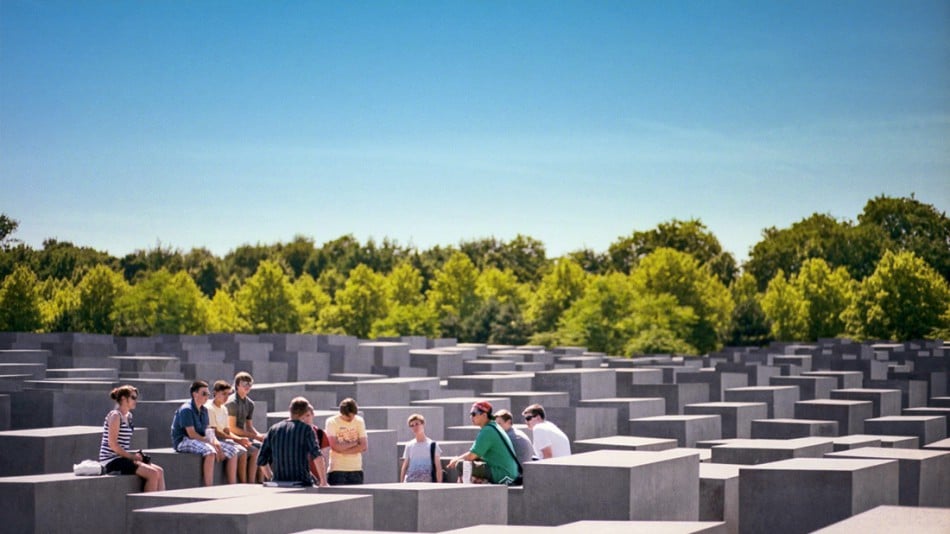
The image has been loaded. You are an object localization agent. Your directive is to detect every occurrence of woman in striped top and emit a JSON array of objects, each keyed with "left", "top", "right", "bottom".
[{"left": 99, "top": 385, "right": 165, "bottom": 492}]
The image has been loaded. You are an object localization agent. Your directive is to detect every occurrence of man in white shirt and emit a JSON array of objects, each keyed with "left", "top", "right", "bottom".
[{"left": 522, "top": 403, "right": 571, "bottom": 459}]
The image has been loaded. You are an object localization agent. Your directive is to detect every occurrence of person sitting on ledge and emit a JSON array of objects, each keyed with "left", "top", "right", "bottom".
[
  {"left": 447, "top": 401, "right": 520, "bottom": 485},
  {"left": 99, "top": 385, "right": 165, "bottom": 492}
]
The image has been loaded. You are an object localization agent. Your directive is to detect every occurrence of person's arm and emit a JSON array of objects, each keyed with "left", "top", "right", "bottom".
[
  {"left": 434, "top": 453, "right": 443, "bottom": 483},
  {"left": 446, "top": 451, "right": 478, "bottom": 469},
  {"left": 539, "top": 445, "right": 554, "bottom": 459},
  {"left": 244, "top": 420, "right": 265, "bottom": 441},
  {"left": 257, "top": 434, "right": 271, "bottom": 467},
  {"left": 399, "top": 455, "right": 409, "bottom": 482},
  {"left": 310, "top": 455, "right": 328, "bottom": 487},
  {"left": 327, "top": 434, "right": 361, "bottom": 453}
]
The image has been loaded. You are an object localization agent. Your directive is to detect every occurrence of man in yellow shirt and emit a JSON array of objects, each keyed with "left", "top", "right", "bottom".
[{"left": 325, "top": 397, "right": 368, "bottom": 485}]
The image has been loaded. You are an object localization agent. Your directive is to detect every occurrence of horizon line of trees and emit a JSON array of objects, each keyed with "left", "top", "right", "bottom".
[{"left": 0, "top": 194, "right": 947, "bottom": 354}]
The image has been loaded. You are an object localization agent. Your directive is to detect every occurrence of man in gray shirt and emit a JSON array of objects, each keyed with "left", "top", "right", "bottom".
[{"left": 494, "top": 409, "right": 537, "bottom": 463}]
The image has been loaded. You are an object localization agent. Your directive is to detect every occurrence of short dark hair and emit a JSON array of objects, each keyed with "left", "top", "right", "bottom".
[
  {"left": 290, "top": 397, "right": 312, "bottom": 418},
  {"left": 213, "top": 380, "right": 232, "bottom": 393},
  {"left": 190, "top": 380, "right": 209, "bottom": 394},
  {"left": 339, "top": 397, "right": 358, "bottom": 416},
  {"left": 234, "top": 372, "right": 253, "bottom": 387},
  {"left": 523, "top": 404, "right": 545, "bottom": 420},
  {"left": 494, "top": 409, "right": 513, "bottom": 423}
]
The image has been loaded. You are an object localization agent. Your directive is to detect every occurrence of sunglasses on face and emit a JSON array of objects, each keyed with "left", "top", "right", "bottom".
[
  {"left": 409, "top": 422, "right": 423, "bottom": 427},
  {"left": 199, "top": 391, "right": 210, "bottom": 397},
  {"left": 523, "top": 415, "right": 535, "bottom": 421},
  {"left": 130, "top": 395, "right": 138, "bottom": 400},
  {"left": 470, "top": 411, "right": 484, "bottom": 417}
]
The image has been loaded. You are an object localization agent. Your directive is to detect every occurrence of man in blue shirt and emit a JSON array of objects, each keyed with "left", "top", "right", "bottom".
[{"left": 171, "top": 380, "right": 238, "bottom": 486}]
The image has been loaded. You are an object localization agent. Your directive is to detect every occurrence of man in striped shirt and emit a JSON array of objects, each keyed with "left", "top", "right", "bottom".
[{"left": 257, "top": 397, "right": 329, "bottom": 487}]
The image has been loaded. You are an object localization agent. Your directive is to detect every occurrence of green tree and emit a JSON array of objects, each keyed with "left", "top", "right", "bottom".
[
  {"left": 276, "top": 235, "right": 316, "bottom": 279},
  {"left": 500, "top": 234, "right": 548, "bottom": 284},
  {"left": 622, "top": 293, "right": 699, "bottom": 355},
  {"left": 119, "top": 243, "right": 185, "bottom": 283},
  {"left": 370, "top": 304, "right": 440, "bottom": 338},
  {"left": 318, "top": 264, "right": 388, "bottom": 338},
  {"left": 75, "top": 265, "right": 129, "bottom": 334},
  {"left": 628, "top": 248, "right": 734, "bottom": 353},
  {"left": 0, "top": 214, "right": 19, "bottom": 249},
  {"left": 236, "top": 260, "right": 301, "bottom": 333},
  {"left": 183, "top": 247, "right": 221, "bottom": 298},
  {"left": 0, "top": 264, "right": 42, "bottom": 332},
  {"left": 760, "top": 270, "right": 808, "bottom": 341},
  {"left": 525, "top": 258, "right": 589, "bottom": 334},
  {"left": 608, "top": 219, "right": 737, "bottom": 285},
  {"left": 745, "top": 213, "right": 887, "bottom": 290},
  {"left": 385, "top": 262, "right": 426, "bottom": 307},
  {"left": 845, "top": 251, "right": 950, "bottom": 340},
  {"left": 316, "top": 267, "right": 346, "bottom": 300},
  {"left": 426, "top": 251, "right": 480, "bottom": 339},
  {"left": 795, "top": 258, "right": 854, "bottom": 340},
  {"left": 208, "top": 290, "right": 249, "bottom": 333},
  {"left": 38, "top": 277, "right": 80, "bottom": 332},
  {"left": 223, "top": 243, "right": 275, "bottom": 284},
  {"left": 34, "top": 239, "right": 116, "bottom": 281},
  {"left": 565, "top": 248, "right": 608, "bottom": 275},
  {"left": 294, "top": 273, "right": 331, "bottom": 333},
  {"left": 112, "top": 269, "right": 210, "bottom": 336},
  {"left": 727, "top": 273, "right": 771, "bottom": 346},
  {"left": 556, "top": 272, "right": 637, "bottom": 354},
  {"left": 858, "top": 195, "right": 950, "bottom": 282}
]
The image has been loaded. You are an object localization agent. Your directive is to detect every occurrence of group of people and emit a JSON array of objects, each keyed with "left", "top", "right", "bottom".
[
  {"left": 100, "top": 373, "right": 570, "bottom": 492},
  {"left": 98, "top": 372, "right": 368, "bottom": 491},
  {"left": 406, "top": 401, "right": 572, "bottom": 486}
]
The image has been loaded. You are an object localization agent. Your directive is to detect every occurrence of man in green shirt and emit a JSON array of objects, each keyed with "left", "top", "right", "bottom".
[{"left": 447, "top": 401, "right": 520, "bottom": 485}]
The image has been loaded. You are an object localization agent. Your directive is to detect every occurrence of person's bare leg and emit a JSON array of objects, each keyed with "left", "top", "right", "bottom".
[
  {"left": 203, "top": 454, "right": 215, "bottom": 486},
  {"left": 226, "top": 455, "right": 237, "bottom": 484},
  {"left": 237, "top": 451, "right": 248, "bottom": 483}
]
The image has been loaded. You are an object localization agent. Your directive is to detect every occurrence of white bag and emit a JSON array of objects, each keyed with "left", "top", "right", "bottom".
[{"left": 73, "top": 459, "right": 105, "bottom": 476}]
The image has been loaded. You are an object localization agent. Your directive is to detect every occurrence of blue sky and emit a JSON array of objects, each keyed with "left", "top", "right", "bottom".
[{"left": 2, "top": 1, "right": 948, "bottom": 263}]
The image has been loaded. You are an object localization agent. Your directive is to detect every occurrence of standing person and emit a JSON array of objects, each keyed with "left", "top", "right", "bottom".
[
  {"left": 400, "top": 413, "right": 443, "bottom": 483},
  {"left": 226, "top": 372, "right": 266, "bottom": 483},
  {"left": 494, "top": 409, "right": 536, "bottom": 463},
  {"left": 258, "top": 397, "right": 329, "bottom": 487},
  {"left": 171, "top": 380, "right": 239, "bottom": 486},
  {"left": 325, "top": 397, "right": 368, "bottom": 485},
  {"left": 447, "top": 401, "right": 520, "bottom": 485},
  {"left": 206, "top": 380, "right": 249, "bottom": 483},
  {"left": 305, "top": 406, "right": 331, "bottom": 483},
  {"left": 522, "top": 404, "right": 571, "bottom": 459},
  {"left": 99, "top": 385, "right": 165, "bottom": 492}
]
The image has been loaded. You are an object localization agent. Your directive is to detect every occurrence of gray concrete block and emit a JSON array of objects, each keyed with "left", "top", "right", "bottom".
[
  {"left": 360, "top": 341, "right": 411, "bottom": 369},
  {"left": 614, "top": 368, "right": 664, "bottom": 396},
  {"left": 831, "top": 435, "right": 881, "bottom": 451},
  {"left": 11, "top": 387, "right": 116, "bottom": 428},
  {"left": 317, "top": 482, "right": 507, "bottom": 532},
  {"left": 0, "top": 472, "right": 143, "bottom": 534},
  {"left": 865, "top": 415, "right": 947, "bottom": 447},
  {"left": 543, "top": 406, "right": 617, "bottom": 442},
  {"left": 629, "top": 415, "right": 722, "bottom": 447},
  {"left": 795, "top": 399, "right": 874, "bottom": 435},
  {"left": 145, "top": 447, "right": 231, "bottom": 489},
  {"left": 269, "top": 350, "right": 330, "bottom": 382},
  {"left": 129, "top": 492, "right": 373, "bottom": 533},
  {"left": 628, "top": 383, "right": 711, "bottom": 415},
  {"left": 477, "top": 391, "right": 570, "bottom": 422},
  {"left": 924, "top": 437, "right": 950, "bottom": 451},
  {"left": 581, "top": 397, "right": 666, "bottom": 434},
  {"left": 0, "top": 424, "right": 147, "bottom": 476},
  {"left": 811, "top": 505, "right": 950, "bottom": 534},
  {"left": 126, "top": 483, "right": 300, "bottom": 518},
  {"left": 723, "top": 386, "right": 799, "bottom": 419},
  {"left": 715, "top": 362, "right": 780, "bottom": 387},
  {"left": 770, "top": 375, "right": 836, "bottom": 400},
  {"left": 573, "top": 435, "right": 678, "bottom": 453},
  {"left": 678, "top": 371, "right": 748, "bottom": 402},
  {"left": 866, "top": 379, "right": 929, "bottom": 409},
  {"left": 801, "top": 371, "right": 864, "bottom": 390},
  {"left": 0, "top": 394, "right": 9, "bottom": 430},
  {"left": 684, "top": 402, "right": 768, "bottom": 439},
  {"left": 826, "top": 446, "right": 950, "bottom": 507},
  {"left": 520, "top": 449, "right": 700, "bottom": 525},
  {"left": 409, "top": 349, "right": 466, "bottom": 378},
  {"left": 710, "top": 437, "right": 834, "bottom": 465},
  {"left": 739, "top": 458, "right": 899, "bottom": 534},
  {"left": 750, "top": 418, "right": 839, "bottom": 439},
  {"left": 699, "top": 463, "right": 740, "bottom": 534},
  {"left": 830, "top": 388, "right": 902, "bottom": 417},
  {"left": 532, "top": 368, "right": 617, "bottom": 405},
  {"left": 446, "top": 374, "right": 534, "bottom": 395}
]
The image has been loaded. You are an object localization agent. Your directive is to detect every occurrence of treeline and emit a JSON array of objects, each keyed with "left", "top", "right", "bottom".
[{"left": 0, "top": 195, "right": 947, "bottom": 354}]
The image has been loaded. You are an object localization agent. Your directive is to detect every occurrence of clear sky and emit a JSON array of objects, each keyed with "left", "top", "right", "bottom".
[{"left": 2, "top": 1, "right": 948, "bottom": 263}]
